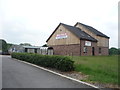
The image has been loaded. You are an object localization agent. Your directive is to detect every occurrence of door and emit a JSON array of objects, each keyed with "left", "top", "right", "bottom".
[
  {"left": 47, "top": 47, "right": 54, "bottom": 55},
  {"left": 34, "top": 49, "right": 37, "bottom": 53},
  {"left": 92, "top": 47, "right": 95, "bottom": 56},
  {"left": 48, "top": 49, "right": 53, "bottom": 55},
  {"left": 25, "top": 48, "right": 27, "bottom": 52}
]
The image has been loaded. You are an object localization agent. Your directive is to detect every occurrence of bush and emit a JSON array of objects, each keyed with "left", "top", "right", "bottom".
[{"left": 11, "top": 53, "right": 74, "bottom": 72}]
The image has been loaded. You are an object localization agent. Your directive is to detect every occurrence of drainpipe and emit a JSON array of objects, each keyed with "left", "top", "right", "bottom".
[{"left": 80, "top": 40, "right": 81, "bottom": 56}]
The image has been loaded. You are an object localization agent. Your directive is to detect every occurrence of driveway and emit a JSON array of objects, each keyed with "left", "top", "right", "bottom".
[{"left": 2, "top": 55, "right": 98, "bottom": 89}]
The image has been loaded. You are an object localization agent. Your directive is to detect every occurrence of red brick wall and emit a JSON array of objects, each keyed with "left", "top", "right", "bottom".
[
  {"left": 49, "top": 44, "right": 81, "bottom": 56},
  {"left": 96, "top": 47, "right": 109, "bottom": 55},
  {"left": 48, "top": 40, "right": 109, "bottom": 56},
  {"left": 80, "top": 40, "right": 109, "bottom": 56},
  {"left": 80, "top": 40, "right": 97, "bottom": 56}
]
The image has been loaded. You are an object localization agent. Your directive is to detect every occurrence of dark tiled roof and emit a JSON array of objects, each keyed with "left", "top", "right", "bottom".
[
  {"left": 75, "top": 22, "right": 109, "bottom": 38},
  {"left": 61, "top": 23, "right": 97, "bottom": 42}
]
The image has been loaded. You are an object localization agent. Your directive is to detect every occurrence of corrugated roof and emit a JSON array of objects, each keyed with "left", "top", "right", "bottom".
[
  {"left": 23, "top": 46, "right": 41, "bottom": 49},
  {"left": 61, "top": 23, "right": 97, "bottom": 42},
  {"left": 75, "top": 22, "right": 109, "bottom": 38}
]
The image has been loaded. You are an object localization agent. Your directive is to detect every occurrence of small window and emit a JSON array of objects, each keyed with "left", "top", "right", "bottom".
[
  {"left": 83, "top": 47, "right": 87, "bottom": 53},
  {"left": 99, "top": 48, "right": 101, "bottom": 53}
]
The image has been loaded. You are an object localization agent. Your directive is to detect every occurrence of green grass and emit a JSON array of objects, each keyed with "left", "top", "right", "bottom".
[{"left": 70, "top": 55, "right": 119, "bottom": 85}]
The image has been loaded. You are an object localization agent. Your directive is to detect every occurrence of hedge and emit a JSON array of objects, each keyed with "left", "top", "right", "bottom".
[{"left": 11, "top": 53, "right": 74, "bottom": 72}]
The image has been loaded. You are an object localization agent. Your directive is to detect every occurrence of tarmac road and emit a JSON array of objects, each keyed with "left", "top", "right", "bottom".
[{"left": 2, "top": 55, "right": 98, "bottom": 89}]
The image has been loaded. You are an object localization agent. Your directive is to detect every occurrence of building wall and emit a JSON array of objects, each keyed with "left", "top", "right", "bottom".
[
  {"left": 80, "top": 40, "right": 108, "bottom": 56},
  {"left": 49, "top": 44, "right": 81, "bottom": 56},
  {"left": 97, "top": 36, "right": 109, "bottom": 47},
  {"left": 96, "top": 46, "right": 109, "bottom": 55},
  {"left": 49, "top": 40, "right": 108, "bottom": 56},
  {"left": 47, "top": 25, "right": 80, "bottom": 46},
  {"left": 27, "top": 49, "right": 35, "bottom": 53},
  {"left": 47, "top": 24, "right": 109, "bottom": 56},
  {"left": 75, "top": 24, "right": 109, "bottom": 47},
  {"left": 26, "top": 48, "right": 40, "bottom": 53},
  {"left": 80, "top": 40, "right": 97, "bottom": 56}
]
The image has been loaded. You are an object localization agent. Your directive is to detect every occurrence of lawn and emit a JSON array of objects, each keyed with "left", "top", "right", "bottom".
[{"left": 70, "top": 55, "right": 119, "bottom": 85}]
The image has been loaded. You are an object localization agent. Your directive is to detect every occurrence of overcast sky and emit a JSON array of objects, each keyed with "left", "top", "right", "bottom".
[{"left": 0, "top": 0, "right": 118, "bottom": 48}]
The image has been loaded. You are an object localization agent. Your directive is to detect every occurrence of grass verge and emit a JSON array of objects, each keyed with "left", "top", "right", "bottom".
[{"left": 70, "top": 55, "right": 119, "bottom": 85}]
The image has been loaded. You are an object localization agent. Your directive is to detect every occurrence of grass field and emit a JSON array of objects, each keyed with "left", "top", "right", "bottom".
[{"left": 70, "top": 55, "right": 119, "bottom": 85}]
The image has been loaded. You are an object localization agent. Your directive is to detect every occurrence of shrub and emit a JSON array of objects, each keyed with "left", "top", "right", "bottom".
[{"left": 11, "top": 53, "right": 74, "bottom": 72}]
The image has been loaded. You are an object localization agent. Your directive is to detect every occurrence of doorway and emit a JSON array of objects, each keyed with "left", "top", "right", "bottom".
[
  {"left": 25, "top": 48, "right": 27, "bottom": 52},
  {"left": 48, "top": 47, "right": 54, "bottom": 55},
  {"left": 34, "top": 49, "right": 37, "bottom": 53},
  {"left": 92, "top": 47, "right": 95, "bottom": 56}
]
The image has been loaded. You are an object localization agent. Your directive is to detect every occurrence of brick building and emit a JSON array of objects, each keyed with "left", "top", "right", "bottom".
[{"left": 46, "top": 22, "right": 109, "bottom": 56}]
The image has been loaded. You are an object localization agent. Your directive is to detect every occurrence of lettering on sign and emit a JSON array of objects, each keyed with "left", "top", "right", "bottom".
[
  {"left": 85, "top": 41, "right": 91, "bottom": 46},
  {"left": 56, "top": 33, "right": 68, "bottom": 39}
]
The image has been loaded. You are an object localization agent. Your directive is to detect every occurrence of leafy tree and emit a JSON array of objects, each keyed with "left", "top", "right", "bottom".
[
  {"left": 20, "top": 43, "right": 32, "bottom": 46},
  {"left": 7, "top": 43, "right": 13, "bottom": 50},
  {"left": 118, "top": 48, "right": 120, "bottom": 55},
  {"left": 42, "top": 44, "right": 48, "bottom": 47},
  {"left": 109, "top": 47, "right": 118, "bottom": 55},
  {"left": 0, "top": 39, "right": 8, "bottom": 52}
]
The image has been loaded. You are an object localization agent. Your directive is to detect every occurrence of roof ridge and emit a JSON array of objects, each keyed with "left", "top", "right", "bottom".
[
  {"left": 75, "top": 22, "right": 109, "bottom": 38},
  {"left": 61, "top": 23, "right": 97, "bottom": 42},
  {"left": 46, "top": 22, "right": 98, "bottom": 42}
]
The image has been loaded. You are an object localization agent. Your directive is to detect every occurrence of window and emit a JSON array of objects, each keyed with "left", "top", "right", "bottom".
[
  {"left": 99, "top": 48, "right": 101, "bottom": 53},
  {"left": 83, "top": 47, "right": 87, "bottom": 53}
]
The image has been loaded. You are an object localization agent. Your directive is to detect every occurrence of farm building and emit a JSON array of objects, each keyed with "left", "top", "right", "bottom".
[
  {"left": 8, "top": 45, "right": 40, "bottom": 53},
  {"left": 8, "top": 44, "right": 24, "bottom": 53},
  {"left": 23, "top": 46, "right": 40, "bottom": 53},
  {"left": 46, "top": 22, "right": 110, "bottom": 56},
  {"left": 8, "top": 45, "right": 53, "bottom": 55}
]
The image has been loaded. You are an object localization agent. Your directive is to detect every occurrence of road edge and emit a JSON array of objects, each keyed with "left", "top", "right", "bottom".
[{"left": 12, "top": 57, "right": 99, "bottom": 89}]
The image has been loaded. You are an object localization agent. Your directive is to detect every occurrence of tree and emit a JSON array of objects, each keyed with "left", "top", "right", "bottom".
[
  {"left": 118, "top": 48, "right": 120, "bottom": 55},
  {"left": 42, "top": 44, "right": 48, "bottom": 47},
  {"left": 109, "top": 47, "right": 118, "bottom": 55},
  {"left": 7, "top": 43, "right": 13, "bottom": 50},
  {"left": 0, "top": 39, "right": 8, "bottom": 52},
  {"left": 20, "top": 43, "right": 32, "bottom": 46}
]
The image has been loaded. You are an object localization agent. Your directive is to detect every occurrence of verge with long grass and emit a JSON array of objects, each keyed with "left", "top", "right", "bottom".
[{"left": 70, "top": 55, "right": 119, "bottom": 85}]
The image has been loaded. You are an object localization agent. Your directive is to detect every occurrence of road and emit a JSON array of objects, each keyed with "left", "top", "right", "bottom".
[{"left": 2, "top": 55, "right": 97, "bottom": 88}]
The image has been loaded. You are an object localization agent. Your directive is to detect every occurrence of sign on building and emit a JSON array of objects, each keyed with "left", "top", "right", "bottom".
[
  {"left": 56, "top": 33, "right": 68, "bottom": 39},
  {"left": 85, "top": 41, "right": 91, "bottom": 46}
]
